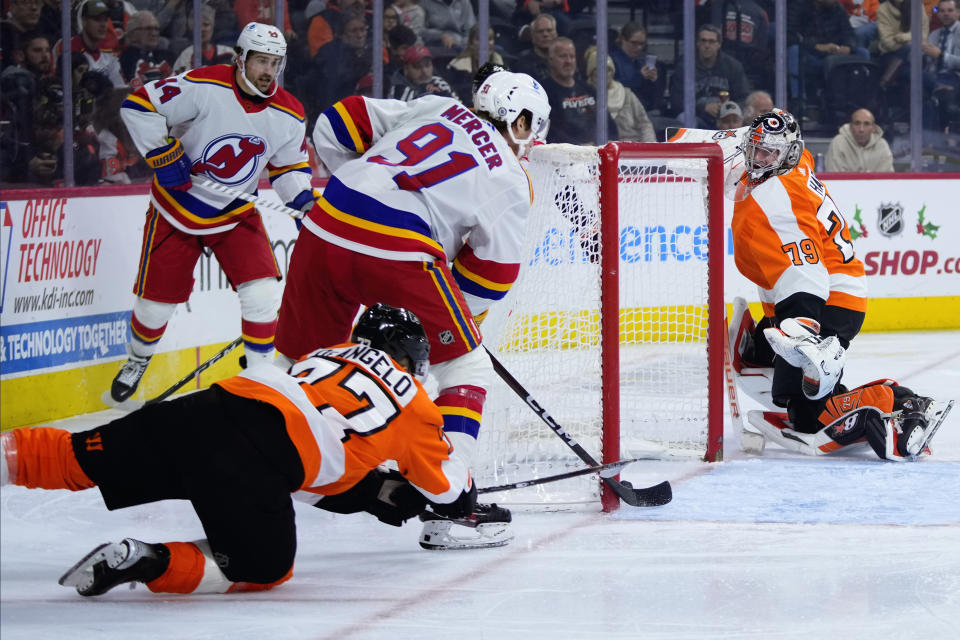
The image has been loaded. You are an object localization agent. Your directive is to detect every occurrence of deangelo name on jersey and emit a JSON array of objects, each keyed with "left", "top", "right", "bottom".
[{"left": 309, "top": 344, "right": 417, "bottom": 401}]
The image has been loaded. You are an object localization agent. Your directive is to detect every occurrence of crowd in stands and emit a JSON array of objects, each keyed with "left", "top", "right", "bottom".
[{"left": 1, "top": 0, "right": 958, "bottom": 186}]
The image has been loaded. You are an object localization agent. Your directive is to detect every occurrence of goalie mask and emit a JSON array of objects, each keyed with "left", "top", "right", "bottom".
[
  {"left": 351, "top": 303, "right": 430, "bottom": 379},
  {"left": 738, "top": 108, "right": 804, "bottom": 187},
  {"left": 475, "top": 71, "right": 551, "bottom": 155},
  {"left": 236, "top": 22, "right": 287, "bottom": 98}
]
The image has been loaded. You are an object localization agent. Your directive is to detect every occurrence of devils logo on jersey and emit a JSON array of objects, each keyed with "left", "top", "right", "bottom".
[{"left": 192, "top": 134, "right": 267, "bottom": 185}]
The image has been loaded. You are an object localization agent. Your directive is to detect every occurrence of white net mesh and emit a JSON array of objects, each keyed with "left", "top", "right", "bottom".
[{"left": 476, "top": 144, "right": 716, "bottom": 506}]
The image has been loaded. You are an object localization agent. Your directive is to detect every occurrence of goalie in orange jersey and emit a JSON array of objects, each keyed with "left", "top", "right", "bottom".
[
  {"left": 683, "top": 109, "right": 950, "bottom": 461},
  {"left": 0, "top": 304, "right": 476, "bottom": 597}
]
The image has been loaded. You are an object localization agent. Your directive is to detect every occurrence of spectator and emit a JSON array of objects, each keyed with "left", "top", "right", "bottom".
[
  {"left": 514, "top": 13, "right": 556, "bottom": 82},
  {"left": 387, "top": 44, "right": 459, "bottom": 101},
  {"left": 301, "top": 11, "right": 371, "bottom": 120},
  {"left": 715, "top": 99, "right": 745, "bottom": 129},
  {"left": 720, "top": 0, "right": 771, "bottom": 89},
  {"left": 923, "top": 0, "right": 960, "bottom": 131},
  {"left": 668, "top": 24, "right": 750, "bottom": 128},
  {"left": 1, "top": 0, "right": 43, "bottom": 71},
  {"left": 514, "top": 0, "right": 572, "bottom": 36},
  {"left": 419, "top": 0, "right": 475, "bottom": 49},
  {"left": 384, "top": 4, "right": 401, "bottom": 37},
  {"left": 541, "top": 37, "right": 617, "bottom": 145},
  {"left": 610, "top": 22, "right": 666, "bottom": 113},
  {"left": 584, "top": 45, "right": 654, "bottom": 142},
  {"left": 36, "top": 0, "right": 62, "bottom": 41},
  {"left": 0, "top": 32, "right": 53, "bottom": 176},
  {"left": 825, "top": 107, "right": 894, "bottom": 171},
  {"left": 385, "top": 24, "right": 418, "bottom": 82},
  {"left": 446, "top": 25, "right": 504, "bottom": 101},
  {"left": 127, "top": 0, "right": 182, "bottom": 38},
  {"left": 233, "top": 0, "right": 294, "bottom": 42},
  {"left": 743, "top": 89, "right": 774, "bottom": 121},
  {"left": 171, "top": 5, "right": 235, "bottom": 74},
  {"left": 10, "top": 31, "right": 53, "bottom": 80},
  {"left": 55, "top": 0, "right": 125, "bottom": 87},
  {"left": 877, "top": 0, "right": 930, "bottom": 88},
  {"left": 25, "top": 79, "right": 101, "bottom": 185},
  {"left": 119, "top": 10, "right": 174, "bottom": 89},
  {"left": 393, "top": 0, "right": 426, "bottom": 38},
  {"left": 839, "top": 0, "right": 880, "bottom": 50},
  {"left": 93, "top": 86, "right": 147, "bottom": 183},
  {"left": 787, "top": 0, "right": 863, "bottom": 111},
  {"left": 306, "top": 0, "right": 368, "bottom": 59}
]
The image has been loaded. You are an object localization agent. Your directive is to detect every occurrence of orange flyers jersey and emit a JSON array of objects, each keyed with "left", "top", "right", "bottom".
[
  {"left": 215, "top": 344, "right": 470, "bottom": 506},
  {"left": 732, "top": 150, "right": 867, "bottom": 317}
]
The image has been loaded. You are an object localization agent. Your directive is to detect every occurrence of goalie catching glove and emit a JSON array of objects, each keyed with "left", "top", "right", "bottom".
[
  {"left": 145, "top": 137, "right": 192, "bottom": 191},
  {"left": 764, "top": 317, "right": 846, "bottom": 400},
  {"left": 313, "top": 467, "right": 476, "bottom": 527}
]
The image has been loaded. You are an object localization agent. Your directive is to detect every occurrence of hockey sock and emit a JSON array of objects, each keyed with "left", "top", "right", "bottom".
[
  {"left": 240, "top": 317, "right": 277, "bottom": 367},
  {"left": 436, "top": 385, "right": 486, "bottom": 466},
  {"left": 3, "top": 428, "right": 94, "bottom": 490},
  {"left": 129, "top": 298, "right": 176, "bottom": 357},
  {"left": 146, "top": 541, "right": 292, "bottom": 594}
]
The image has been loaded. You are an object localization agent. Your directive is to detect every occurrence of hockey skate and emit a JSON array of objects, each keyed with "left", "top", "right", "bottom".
[
  {"left": 419, "top": 503, "right": 514, "bottom": 550},
  {"left": 59, "top": 538, "right": 169, "bottom": 596},
  {"left": 898, "top": 397, "right": 953, "bottom": 461},
  {"left": 110, "top": 352, "right": 151, "bottom": 402}
]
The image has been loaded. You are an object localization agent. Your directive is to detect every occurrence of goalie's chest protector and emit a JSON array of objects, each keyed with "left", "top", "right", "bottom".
[{"left": 129, "top": 65, "right": 308, "bottom": 234}]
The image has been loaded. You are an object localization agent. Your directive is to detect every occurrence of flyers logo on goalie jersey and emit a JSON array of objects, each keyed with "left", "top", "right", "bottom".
[{"left": 192, "top": 134, "right": 268, "bottom": 185}]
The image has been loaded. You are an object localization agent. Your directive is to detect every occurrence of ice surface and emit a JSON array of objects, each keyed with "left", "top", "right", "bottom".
[{"left": 2, "top": 331, "right": 959, "bottom": 639}]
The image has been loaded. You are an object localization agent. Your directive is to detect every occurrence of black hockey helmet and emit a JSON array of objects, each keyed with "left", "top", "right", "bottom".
[{"left": 351, "top": 303, "right": 430, "bottom": 378}]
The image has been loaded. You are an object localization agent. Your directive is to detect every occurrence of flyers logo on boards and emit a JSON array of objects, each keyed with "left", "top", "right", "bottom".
[{"left": 191, "top": 134, "right": 267, "bottom": 186}]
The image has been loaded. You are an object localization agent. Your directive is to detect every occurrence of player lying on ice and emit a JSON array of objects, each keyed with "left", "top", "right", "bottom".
[
  {"left": 0, "top": 304, "right": 481, "bottom": 597},
  {"left": 671, "top": 109, "right": 951, "bottom": 461}
]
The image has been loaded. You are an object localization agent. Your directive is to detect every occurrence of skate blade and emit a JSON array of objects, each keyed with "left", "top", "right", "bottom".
[
  {"left": 419, "top": 521, "right": 514, "bottom": 551},
  {"left": 58, "top": 542, "right": 113, "bottom": 590},
  {"left": 100, "top": 390, "right": 143, "bottom": 412},
  {"left": 909, "top": 399, "right": 954, "bottom": 461}
]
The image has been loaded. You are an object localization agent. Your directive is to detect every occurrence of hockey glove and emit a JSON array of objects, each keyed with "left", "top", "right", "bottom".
[
  {"left": 764, "top": 317, "right": 846, "bottom": 400},
  {"left": 145, "top": 137, "right": 192, "bottom": 191},
  {"left": 313, "top": 468, "right": 427, "bottom": 527},
  {"left": 285, "top": 189, "right": 318, "bottom": 215}
]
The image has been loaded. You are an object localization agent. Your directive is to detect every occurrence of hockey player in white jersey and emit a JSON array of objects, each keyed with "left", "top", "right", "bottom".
[
  {"left": 274, "top": 71, "right": 551, "bottom": 549},
  {"left": 111, "top": 22, "right": 315, "bottom": 404}
]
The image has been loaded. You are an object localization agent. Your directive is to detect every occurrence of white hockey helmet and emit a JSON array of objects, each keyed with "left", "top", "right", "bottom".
[
  {"left": 236, "top": 22, "right": 287, "bottom": 98},
  {"left": 738, "top": 108, "right": 804, "bottom": 186},
  {"left": 475, "top": 71, "right": 551, "bottom": 154}
]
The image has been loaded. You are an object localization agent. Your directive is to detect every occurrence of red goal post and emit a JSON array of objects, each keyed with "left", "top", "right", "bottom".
[{"left": 477, "top": 142, "right": 726, "bottom": 510}]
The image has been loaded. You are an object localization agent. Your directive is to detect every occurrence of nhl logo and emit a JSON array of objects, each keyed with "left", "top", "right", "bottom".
[
  {"left": 438, "top": 330, "right": 454, "bottom": 345},
  {"left": 877, "top": 202, "right": 904, "bottom": 237}
]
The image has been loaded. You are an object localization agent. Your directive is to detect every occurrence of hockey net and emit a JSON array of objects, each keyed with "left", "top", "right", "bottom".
[{"left": 475, "top": 142, "right": 725, "bottom": 510}]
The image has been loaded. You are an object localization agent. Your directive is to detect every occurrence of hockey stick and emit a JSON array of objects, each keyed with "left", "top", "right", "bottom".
[
  {"left": 479, "top": 457, "right": 649, "bottom": 495},
  {"left": 195, "top": 177, "right": 306, "bottom": 220},
  {"left": 144, "top": 337, "right": 243, "bottom": 406},
  {"left": 485, "top": 347, "right": 672, "bottom": 507},
  {"left": 724, "top": 316, "right": 765, "bottom": 454}
]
